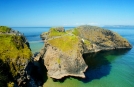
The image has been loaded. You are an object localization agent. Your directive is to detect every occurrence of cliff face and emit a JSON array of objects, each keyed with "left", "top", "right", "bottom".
[
  {"left": 0, "top": 26, "right": 32, "bottom": 87},
  {"left": 38, "top": 25, "right": 132, "bottom": 80},
  {"left": 44, "top": 35, "right": 87, "bottom": 79}
]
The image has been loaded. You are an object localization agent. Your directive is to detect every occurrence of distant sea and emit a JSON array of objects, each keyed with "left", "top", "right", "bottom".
[{"left": 12, "top": 27, "right": 134, "bottom": 87}]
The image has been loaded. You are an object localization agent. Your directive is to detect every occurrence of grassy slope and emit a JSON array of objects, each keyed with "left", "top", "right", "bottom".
[
  {"left": 48, "top": 28, "right": 66, "bottom": 38},
  {"left": 48, "top": 35, "right": 79, "bottom": 52},
  {"left": 0, "top": 34, "right": 31, "bottom": 61},
  {"left": 0, "top": 26, "right": 11, "bottom": 33},
  {"left": 46, "top": 27, "right": 92, "bottom": 53},
  {"left": 0, "top": 26, "right": 32, "bottom": 87}
]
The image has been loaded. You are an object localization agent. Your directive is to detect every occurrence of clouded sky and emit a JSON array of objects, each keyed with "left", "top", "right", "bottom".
[{"left": 0, "top": 0, "right": 134, "bottom": 27}]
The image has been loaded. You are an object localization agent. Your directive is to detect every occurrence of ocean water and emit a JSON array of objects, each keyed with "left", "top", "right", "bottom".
[{"left": 12, "top": 27, "right": 134, "bottom": 87}]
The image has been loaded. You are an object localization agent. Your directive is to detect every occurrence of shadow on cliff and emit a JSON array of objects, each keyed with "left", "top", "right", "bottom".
[
  {"left": 40, "top": 60, "right": 48, "bottom": 84},
  {"left": 25, "top": 58, "right": 48, "bottom": 86},
  {"left": 0, "top": 59, "right": 14, "bottom": 87},
  {"left": 33, "top": 52, "right": 48, "bottom": 84},
  {"left": 53, "top": 48, "right": 131, "bottom": 83},
  {"left": 80, "top": 48, "right": 131, "bottom": 83}
]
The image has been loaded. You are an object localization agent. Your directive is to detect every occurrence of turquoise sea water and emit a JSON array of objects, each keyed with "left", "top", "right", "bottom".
[{"left": 12, "top": 27, "right": 134, "bottom": 87}]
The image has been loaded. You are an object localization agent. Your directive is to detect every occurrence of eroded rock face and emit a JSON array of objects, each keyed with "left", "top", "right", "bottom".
[
  {"left": 39, "top": 25, "right": 132, "bottom": 79},
  {"left": 44, "top": 42, "right": 87, "bottom": 79}
]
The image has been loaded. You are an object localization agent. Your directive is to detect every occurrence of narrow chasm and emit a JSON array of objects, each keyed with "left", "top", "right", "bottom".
[{"left": 25, "top": 53, "right": 48, "bottom": 87}]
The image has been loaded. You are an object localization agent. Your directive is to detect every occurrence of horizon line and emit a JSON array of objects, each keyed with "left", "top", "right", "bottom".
[{"left": 5, "top": 24, "right": 134, "bottom": 28}]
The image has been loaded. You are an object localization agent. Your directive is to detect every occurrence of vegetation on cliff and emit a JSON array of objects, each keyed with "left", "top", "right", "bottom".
[
  {"left": 0, "top": 34, "right": 31, "bottom": 61},
  {"left": 0, "top": 26, "right": 11, "bottom": 33},
  {"left": 48, "top": 27, "right": 66, "bottom": 38},
  {"left": 0, "top": 26, "right": 32, "bottom": 87}
]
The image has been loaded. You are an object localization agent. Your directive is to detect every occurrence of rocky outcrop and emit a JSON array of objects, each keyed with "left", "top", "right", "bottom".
[
  {"left": 0, "top": 26, "right": 32, "bottom": 87},
  {"left": 39, "top": 27, "right": 88, "bottom": 79},
  {"left": 44, "top": 38, "right": 87, "bottom": 79},
  {"left": 38, "top": 25, "right": 132, "bottom": 80}
]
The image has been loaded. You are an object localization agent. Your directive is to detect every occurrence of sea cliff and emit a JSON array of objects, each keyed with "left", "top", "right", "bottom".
[{"left": 0, "top": 26, "right": 32, "bottom": 87}]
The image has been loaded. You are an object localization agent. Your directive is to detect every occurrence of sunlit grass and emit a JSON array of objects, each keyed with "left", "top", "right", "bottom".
[
  {"left": 0, "top": 34, "right": 32, "bottom": 79},
  {"left": 48, "top": 35, "right": 80, "bottom": 52},
  {"left": 0, "top": 26, "right": 11, "bottom": 33},
  {"left": 48, "top": 28, "right": 66, "bottom": 38}
]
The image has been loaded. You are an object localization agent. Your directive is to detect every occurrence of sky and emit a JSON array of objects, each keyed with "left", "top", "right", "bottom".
[{"left": 0, "top": 0, "right": 134, "bottom": 27}]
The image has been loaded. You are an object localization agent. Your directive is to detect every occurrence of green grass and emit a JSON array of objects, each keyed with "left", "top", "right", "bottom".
[
  {"left": 0, "top": 34, "right": 32, "bottom": 78},
  {"left": 0, "top": 34, "right": 31, "bottom": 61},
  {"left": 48, "top": 28, "right": 66, "bottom": 38},
  {"left": 83, "top": 39, "right": 90, "bottom": 46},
  {"left": 72, "top": 28, "right": 80, "bottom": 36},
  {"left": 0, "top": 26, "right": 11, "bottom": 33},
  {"left": 57, "top": 58, "right": 60, "bottom": 64},
  {"left": 0, "top": 27, "right": 32, "bottom": 86},
  {"left": 48, "top": 35, "right": 80, "bottom": 52}
]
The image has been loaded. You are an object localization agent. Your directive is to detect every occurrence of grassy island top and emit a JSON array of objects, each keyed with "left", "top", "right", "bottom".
[
  {"left": 48, "top": 35, "right": 80, "bottom": 52},
  {"left": 43, "top": 27, "right": 82, "bottom": 52},
  {"left": 48, "top": 27, "right": 66, "bottom": 38}
]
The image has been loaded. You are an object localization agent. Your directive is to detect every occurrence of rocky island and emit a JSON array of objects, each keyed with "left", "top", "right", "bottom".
[{"left": 36, "top": 25, "right": 132, "bottom": 79}]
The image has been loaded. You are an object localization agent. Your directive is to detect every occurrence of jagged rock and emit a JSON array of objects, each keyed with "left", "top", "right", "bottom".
[
  {"left": 38, "top": 26, "right": 132, "bottom": 80},
  {"left": 40, "top": 32, "right": 48, "bottom": 40},
  {"left": 34, "top": 47, "right": 46, "bottom": 61}
]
